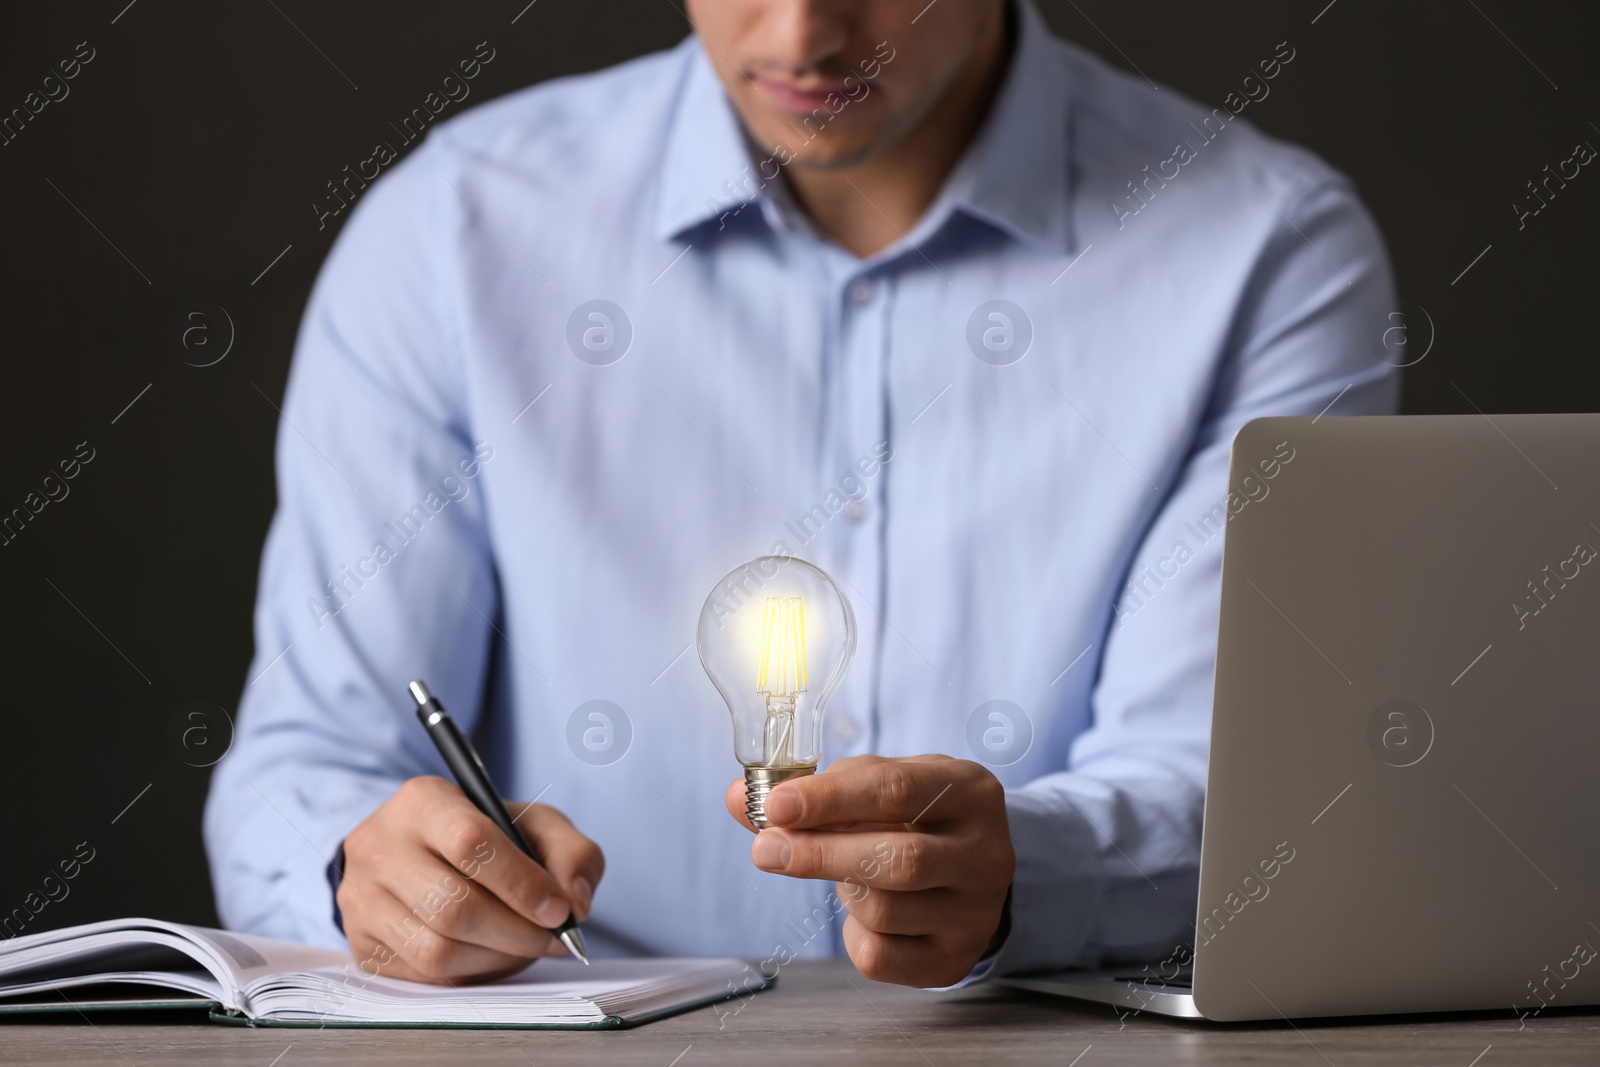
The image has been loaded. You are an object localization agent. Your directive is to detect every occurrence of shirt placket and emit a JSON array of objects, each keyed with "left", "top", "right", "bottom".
[{"left": 819, "top": 264, "right": 891, "bottom": 765}]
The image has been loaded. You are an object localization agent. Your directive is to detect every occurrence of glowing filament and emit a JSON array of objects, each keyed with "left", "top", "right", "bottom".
[{"left": 755, "top": 596, "right": 808, "bottom": 700}]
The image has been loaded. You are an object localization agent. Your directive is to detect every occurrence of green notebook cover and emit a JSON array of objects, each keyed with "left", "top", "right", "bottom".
[{"left": 0, "top": 996, "right": 222, "bottom": 1017}]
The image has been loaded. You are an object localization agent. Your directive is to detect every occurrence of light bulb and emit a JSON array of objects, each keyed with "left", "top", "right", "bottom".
[{"left": 697, "top": 556, "right": 857, "bottom": 829}]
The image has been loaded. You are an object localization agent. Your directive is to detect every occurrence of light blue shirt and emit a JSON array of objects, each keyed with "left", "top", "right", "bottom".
[{"left": 205, "top": 1, "right": 1397, "bottom": 978}]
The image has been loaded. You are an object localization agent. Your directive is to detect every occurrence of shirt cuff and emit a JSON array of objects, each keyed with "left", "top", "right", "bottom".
[{"left": 976, "top": 789, "right": 1105, "bottom": 977}]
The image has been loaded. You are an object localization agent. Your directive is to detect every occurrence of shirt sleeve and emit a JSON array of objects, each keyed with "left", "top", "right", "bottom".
[
  {"left": 202, "top": 137, "right": 498, "bottom": 948},
  {"left": 984, "top": 175, "right": 1401, "bottom": 977}
]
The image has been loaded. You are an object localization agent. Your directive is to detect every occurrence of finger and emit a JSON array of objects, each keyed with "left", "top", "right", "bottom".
[
  {"left": 512, "top": 804, "right": 606, "bottom": 922},
  {"left": 417, "top": 801, "right": 575, "bottom": 931},
  {"left": 373, "top": 851, "right": 566, "bottom": 959},
  {"left": 751, "top": 829, "right": 957, "bottom": 891},
  {"left": 766, "top": 759, "right": 972, "bottom": 829},
  {"left": 842, "top": 915, "right": 973, "bottom": 989},
  {"left": 836, "top": 884, "right": 962, "bottom": 937},
  {"left": 346, "top": 883, "right": 538, "bottom": 984},
  {"left": 833, "top": 753, "right": 950, "bottom": 768},
  {"left": 729, "top": 772, "right": 891, "bottom": 834},
  {"left": 820, "top": 754, "right": 888, "bottom": 774},
  {"left": 725, "top": 779, "right": 757, "bottom": 833}
]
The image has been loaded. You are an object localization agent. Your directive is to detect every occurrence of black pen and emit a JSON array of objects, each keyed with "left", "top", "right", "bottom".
[{"left": 407, "top": 679, "right": 590, "bottom": 965}]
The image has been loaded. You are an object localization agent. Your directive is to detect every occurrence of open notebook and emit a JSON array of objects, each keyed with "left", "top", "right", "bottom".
[{"left": 0, "top": 919, "right": 770, "bottom": 1029}]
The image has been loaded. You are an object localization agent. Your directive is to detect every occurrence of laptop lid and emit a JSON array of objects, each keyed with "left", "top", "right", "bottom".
[{"left": 1193, "top": 414, "right": 1600, "bottom": 1022}]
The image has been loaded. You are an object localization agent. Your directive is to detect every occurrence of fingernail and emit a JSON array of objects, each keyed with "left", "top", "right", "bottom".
[
  {"left": 752, "top": 830, "right": 792, "bottom": 870},
  {"left": 573, "top": 876, "right": 594, "bottom": 917},
  {"left": 765, "top": 789, "right": 801, "bottom": 825},
  {"left": 534, "top": 896, "right": 570, "bottom": 928}
]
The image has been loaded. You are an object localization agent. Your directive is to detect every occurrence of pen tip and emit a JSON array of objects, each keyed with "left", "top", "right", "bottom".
[
  {"left": 559, "top": 928, "right": 590, "bottom": 966},
  {"left": 407, "top": 680, "right": 431, "bottom": 707}
]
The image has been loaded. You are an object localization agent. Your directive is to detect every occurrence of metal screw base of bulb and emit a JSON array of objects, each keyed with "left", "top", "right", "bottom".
[{"left": 744, "top": 766, "right": 815, "bottom": 830}]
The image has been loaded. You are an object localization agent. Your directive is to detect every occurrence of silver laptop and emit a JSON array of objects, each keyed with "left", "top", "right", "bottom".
[{"left": 1002, "top": 414, "right": 1600, "bottom": 1022}]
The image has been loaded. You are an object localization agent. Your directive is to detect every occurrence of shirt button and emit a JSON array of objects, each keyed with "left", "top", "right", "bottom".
[
  {"left": 831, "top": 716, "right": 861, "bottom": 744},
  {"left": 840, "top": 498, "right": 868, "bottom": 523},
  {"left": 847, "top": 279, "right": 876, "bottom": 306}
]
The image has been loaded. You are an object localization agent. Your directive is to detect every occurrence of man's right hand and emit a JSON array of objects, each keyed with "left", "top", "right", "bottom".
[{"left": 337, "top": 776, "right": 604, "bottom": 984}]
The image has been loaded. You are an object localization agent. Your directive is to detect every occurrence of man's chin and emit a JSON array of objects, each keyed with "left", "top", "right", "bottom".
[
  {"left": 784, "top": 143, "right": 883, "bottom": 172},
  {"left": 749, "top": 128, "right": 886, "bottom": 173},
  {"left": 743, "top": 103, "right": 924, "bottom": 175}
]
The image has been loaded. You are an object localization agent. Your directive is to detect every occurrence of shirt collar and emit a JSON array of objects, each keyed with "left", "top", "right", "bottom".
[
  {"left": 935, "top": 0, "right": 1075, "bottom": 255},
  {"left": 653, "top": 0, "right": 1074, "bottom": 255},
  {"left": 654, "top": 37, "right": 768, "bottom": 243}
]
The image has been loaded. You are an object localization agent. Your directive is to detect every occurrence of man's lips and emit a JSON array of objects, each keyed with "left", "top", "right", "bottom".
[{"left": 752, "top": 75, "right": 855, "bottom": 113}]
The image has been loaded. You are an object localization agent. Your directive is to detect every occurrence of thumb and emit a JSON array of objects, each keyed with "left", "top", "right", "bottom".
[{"left": 725, "top": 778, "right": 757, "bottom": 833}]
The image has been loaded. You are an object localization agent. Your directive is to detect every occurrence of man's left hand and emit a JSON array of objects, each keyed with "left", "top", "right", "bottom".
[{"left": 724, "top": 754, "right": 1015, "bottom": 988}]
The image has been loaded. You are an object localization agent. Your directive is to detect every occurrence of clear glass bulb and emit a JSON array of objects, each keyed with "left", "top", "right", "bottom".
[{"left": 697, "top": 556, "right": 856, "bottom": 828}]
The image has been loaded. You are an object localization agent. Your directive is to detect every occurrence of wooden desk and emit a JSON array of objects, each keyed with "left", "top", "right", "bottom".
[{"left": 1, "top": 959, "right": 1595, "bottom": 1065}]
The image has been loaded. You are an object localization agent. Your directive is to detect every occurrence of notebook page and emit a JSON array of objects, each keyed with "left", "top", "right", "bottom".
[
  {"left": 243, "top": 957, "right": 754, "bottom": 1024},
  {"left": 0, "top": 920, "right": 346, "bottom": 1012},
  {"left": 169, "top": 923, "right": 347, "bottom": 982}
]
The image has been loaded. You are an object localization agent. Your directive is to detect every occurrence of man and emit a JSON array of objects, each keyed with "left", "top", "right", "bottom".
[{"left": 205, "top": 0, "right": 1397, "bottom": 989}]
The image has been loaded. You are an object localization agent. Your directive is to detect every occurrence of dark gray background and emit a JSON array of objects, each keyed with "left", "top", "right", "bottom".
[{"left": 0, "top": 0, "right": 1593, "bottom": 933}]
